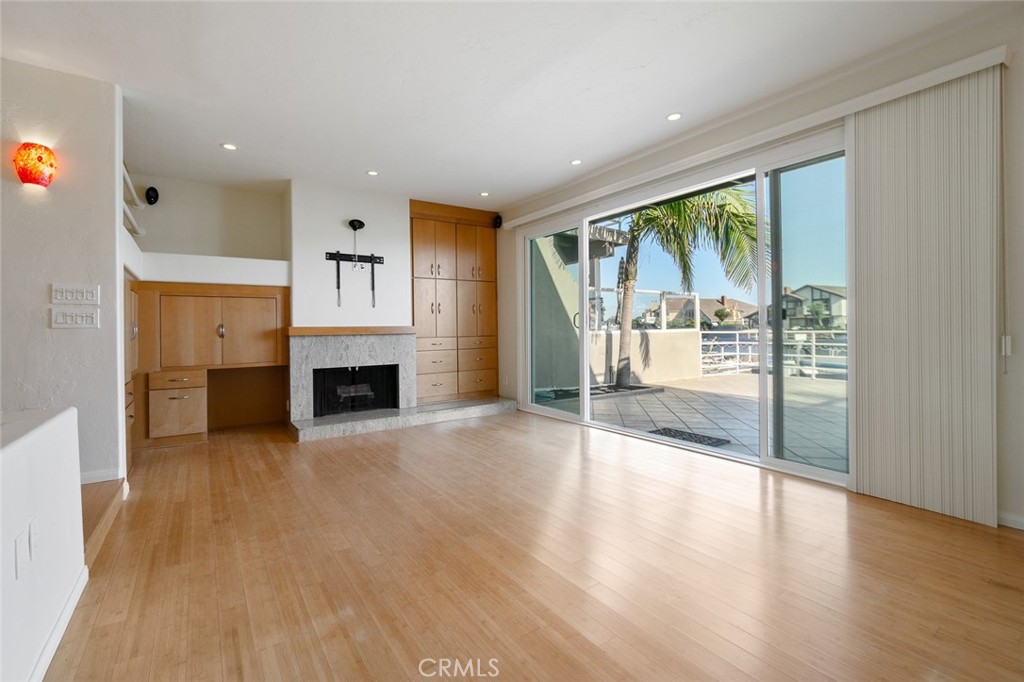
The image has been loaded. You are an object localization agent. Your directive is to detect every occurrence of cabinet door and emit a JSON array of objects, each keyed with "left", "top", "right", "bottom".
[
  {"left": 413, "top": 278, "right": 437, "bottom": 337},
  {"left": 475, "top": 227, "right": 496, "bottom": 281},
  {"left": 436, "top": 279, "right": 458, "bottom": 338},
  {"left": 149, "top": 388, "right": 207, "bottom": 438},
  {"left": 160, "top": 296, "right": 222, "bottom": 367},
  {"left": 222, "top": 297, "right": 277, "bottom": 365},
  {"left": 456, "top": 224, "right": 477, "bottom": 280},
  {"left": 456, "top": 280, "right": 478, "bottom": 337},
  {"left": 435, "top": 221, "right": 457, "bottom": 279},
  {"left": 477, "top": 281, "right": 497, "bottom": 336},
  {"left": 130, "top": 290, "right": 139, "bottom": 374},
  {"left": 411, "top": 218, "right": 436, "bottom": 278}
]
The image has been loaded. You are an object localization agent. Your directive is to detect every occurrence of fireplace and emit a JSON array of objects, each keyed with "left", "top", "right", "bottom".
[
  {"left": 313, "top": 365, "right": 398, "bottom": 417},
  {"left": 289, "top": 329, "right": 417, "bottom": 423}
]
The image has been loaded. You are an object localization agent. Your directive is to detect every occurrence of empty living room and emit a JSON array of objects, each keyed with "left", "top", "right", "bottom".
[{"left": 3, "top": 2, "right": 1024, "bottom": 681}]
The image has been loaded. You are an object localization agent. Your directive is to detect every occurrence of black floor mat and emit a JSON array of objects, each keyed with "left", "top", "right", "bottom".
[{"left": 649, "top": 427, "right": 730, "bottom": 448}]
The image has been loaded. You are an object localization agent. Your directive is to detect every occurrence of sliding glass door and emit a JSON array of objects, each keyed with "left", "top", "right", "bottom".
[
  {"left": 522, "top": 136, "right": 848, "bottom": 480},
  {"left": 768, "top": 155, "right": 848, "bottom": 472},
  {"left": 529, "top": 228, "right": 581, "bottom": 416}
]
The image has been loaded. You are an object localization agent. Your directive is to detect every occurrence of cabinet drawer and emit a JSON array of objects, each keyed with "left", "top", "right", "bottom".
[
  {"left": 416, "top": 337, "right": 457, "bottom": 352},
  {"left": 417, "top": 350, "right": 458, "bottom": 375},
  {"left": 149, "top": 387, "right": 207, "bottom": 438},
  {"left": 457, "top": 348, "right": 497, "bottom": 371},
  {"left": 458, "top": 336, "right": 497, "bottom": 350},
  {"left": 149, "top": 369, "right": 207, "bottom": 389},
  {"left": 458, "top": 369, "right": 497, "bottom": 393},
  {"left": 125, "top": 379, "right": 136, "bottom": 406},
  {"left": 417, "top": 372, "right": 458, "bottom": 399}
]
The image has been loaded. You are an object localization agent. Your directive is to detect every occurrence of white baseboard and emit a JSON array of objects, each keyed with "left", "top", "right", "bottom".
[
  {"left": 998, "top": 511, "right": 1024, "bottom": 530},
  {"left": 121, "top": 479, "right": 130, "bottom": 500},
  {"left": 80, "top": 468, "right": 120, "bottom": 485},
  {"left": 30, "top": 565, "right": 89, "bottom": 682}
]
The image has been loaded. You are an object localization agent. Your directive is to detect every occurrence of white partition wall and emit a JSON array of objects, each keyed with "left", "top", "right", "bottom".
[{"left": 852, "top": 67, "right": 1000, "bottom": 525}]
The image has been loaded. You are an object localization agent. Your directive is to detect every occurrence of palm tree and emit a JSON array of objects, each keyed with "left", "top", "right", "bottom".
[{"left": 614, "top": 187, "right": 759, "bottom": 388}]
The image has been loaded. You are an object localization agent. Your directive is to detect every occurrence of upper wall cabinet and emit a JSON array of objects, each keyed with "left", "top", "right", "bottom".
[
  {"left": 133, "top": 282, "right": 289, "bottom": 373},
  {"left": 456, "top": 224, "right": 496, "bottom": 281},
  {"left": 161, "top": 295, "right": 278, "bottom": 368},
  {"left": 412, "top": 218, "right": 457, "bottom": 279}
]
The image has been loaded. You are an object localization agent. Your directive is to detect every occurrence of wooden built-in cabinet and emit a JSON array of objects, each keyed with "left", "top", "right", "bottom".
[
  {"left": 411, "top": 200, "right": 500, "bottom": 404},
  {"left": 456, "top": 224, "right": 496, "bottom": 281},
  {"left": 412, "top": 218, "right": 457, "bottom": 279},
  {"left": 412, "top": 278, "right": 457, "bottom": 338},
  {"left": 456, "top": 280, "right": 497, "bottom": 338},
  {"left": 148, "top": 369, "right": 208, "bottom": 438},
  {"left": 130, "top": 281, "right": 289, "bottom": 450}
]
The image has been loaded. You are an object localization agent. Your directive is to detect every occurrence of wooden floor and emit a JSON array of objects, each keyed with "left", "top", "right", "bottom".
[{"left": 46, "top": 412, "right": 1024, "bottom": 681}]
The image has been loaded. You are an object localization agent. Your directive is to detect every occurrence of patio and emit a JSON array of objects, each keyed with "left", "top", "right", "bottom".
[{"left": 547, "top": 373, "right": 848, "bottom": 472}]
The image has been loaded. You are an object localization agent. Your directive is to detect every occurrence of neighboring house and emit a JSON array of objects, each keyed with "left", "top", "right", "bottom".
[
  {"left": 749, "top": 285, "right": 847, "bottom": 329},
  {"left": 635, "top": 295, "right": 756, "bottom": 329}
]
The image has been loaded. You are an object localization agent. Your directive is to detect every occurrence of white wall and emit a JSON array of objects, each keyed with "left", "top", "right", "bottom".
[
  {"left": 130, "top": 173, "right": 285, "bottom": 260},
  {"left": 289, "top": 179, "right": 411, "bottom": 327},
  {"left": 499, "top": 8, "right": 1024, "bottom": 525},
  {"left": 1, "top": 59, "right": 123, "bottom": 482},
  {"left": 1, "top": 408, "right": 88, "bottom": 682}
]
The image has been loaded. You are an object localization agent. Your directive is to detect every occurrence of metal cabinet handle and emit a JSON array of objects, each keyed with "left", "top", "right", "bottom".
[
  {"left": 430, "top": 342, "right": 442, "bottom": 346},
  {"left": 130, "top": 323, "right": 138, "bottom": 340},
  {"left": 169, "top": 377, "right": 190, "bottom": 382},
  {"left": 430, "top": 263, "right": 434, "bottom": 275},
  {"left": 438, "top": 303, "right": 442, "bottom": 315},
  {"left": 478, "top": 267, "right": 484, "bottom": 279},
  {"left": 431, "top": 360, "right": 443, "bottom": 364},
  {"left": 474, "top": 379, "right": 483, "bottom": 383},
  {"left": 431, "top": 382, "right": 444, "bottom": 387},
  {"left": 472, "top": 304, "right": 477, "bottom": 314},
  {"left": 474, "top": 357, "right": 482, "bottom": 361},
  {"left": 437, "top": 264, "right": 442, "bottom": 276},
  {"left": 168, "top": 395, "right": 191, "bottom": 400},
  {"left": 126, "top": 391, "right": 134, "bottom": 398},
  {"left": 217, "top": 323, "right": 226, "bottom": 338},
  {"left": 431, "top": 302, "right": 435, "bottom": 314},
  {"left": 126, "top": 414, "right": 135, "bottom": 421}
]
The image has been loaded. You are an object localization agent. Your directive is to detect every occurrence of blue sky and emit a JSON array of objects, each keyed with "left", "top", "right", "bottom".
[{"left": 592, "top": 156, "right": 845, "bottom": 317}]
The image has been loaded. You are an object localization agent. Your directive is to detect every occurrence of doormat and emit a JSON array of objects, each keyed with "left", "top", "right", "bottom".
[{"left": 649, "top": 427, "right": 730, "bottom": 448}]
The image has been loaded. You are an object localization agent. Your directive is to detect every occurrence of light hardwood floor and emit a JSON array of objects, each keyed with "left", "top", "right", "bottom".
[{"left": 47, "top": 412, "right": 1024, "bottom": 681}]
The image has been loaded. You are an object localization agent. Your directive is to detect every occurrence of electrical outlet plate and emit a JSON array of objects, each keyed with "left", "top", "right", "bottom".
[
  {"left": 52, "top": 283, "right": 100, "bottom": 306},
  {"left": 51, "top": 307, "right": 101, "bottom": 329}
]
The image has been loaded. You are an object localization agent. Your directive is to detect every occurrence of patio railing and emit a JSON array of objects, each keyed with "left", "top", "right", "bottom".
[{"left": 701, "top": 329, "right": 848, "bottom": 379}]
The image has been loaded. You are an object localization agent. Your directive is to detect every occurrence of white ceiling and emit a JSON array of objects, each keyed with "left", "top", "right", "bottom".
[{"left": 1, "top": 2, "right": 1001, "bottom": 210}]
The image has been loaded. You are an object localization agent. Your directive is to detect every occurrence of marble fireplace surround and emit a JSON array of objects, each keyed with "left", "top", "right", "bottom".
[{"left": 288, "top": 327, "right": 417, "bottom": 422}]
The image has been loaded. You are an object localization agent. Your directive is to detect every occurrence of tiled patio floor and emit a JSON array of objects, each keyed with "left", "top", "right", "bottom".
[{"left": 546, "top": 373, "right": 848, "bottom": 472}]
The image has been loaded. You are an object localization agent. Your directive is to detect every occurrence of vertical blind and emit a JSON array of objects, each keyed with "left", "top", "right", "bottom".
[{"left": 852, "top": 66, "right": 1000, "bottom": 525}]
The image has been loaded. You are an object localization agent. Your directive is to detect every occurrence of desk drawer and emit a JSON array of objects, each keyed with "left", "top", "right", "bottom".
[{"left": 150, "top": 369, "right": 207, "bottom": 390}]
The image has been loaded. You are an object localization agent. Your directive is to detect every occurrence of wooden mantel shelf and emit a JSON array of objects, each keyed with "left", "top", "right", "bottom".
[{"left": 288, "top": 326, "right": 416, "bottom": 336}]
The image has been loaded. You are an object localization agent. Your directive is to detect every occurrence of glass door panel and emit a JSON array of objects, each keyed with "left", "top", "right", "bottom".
[
  {"left": 529, "top": 228, "right": 581, "bottom": 416},
  {"left": 768, "top": 155, "right": 848, "bottom": 472}
]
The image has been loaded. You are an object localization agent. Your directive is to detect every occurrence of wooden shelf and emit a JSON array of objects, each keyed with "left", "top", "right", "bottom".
[{"left": 287, "top": 326, "right": 415, "bottom": 336}]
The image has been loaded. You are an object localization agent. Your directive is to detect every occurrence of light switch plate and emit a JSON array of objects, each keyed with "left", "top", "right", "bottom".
[
  {"left": 51, "top": 307, "right": 101, "bottom": 329},
  {"left": 52, "top": 283, "right": 100, "bottom": 306}
]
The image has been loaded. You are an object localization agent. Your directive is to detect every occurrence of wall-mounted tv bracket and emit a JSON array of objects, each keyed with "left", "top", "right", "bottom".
[{"left": 325, "top": 252, "right": 384, "bottom": 308}]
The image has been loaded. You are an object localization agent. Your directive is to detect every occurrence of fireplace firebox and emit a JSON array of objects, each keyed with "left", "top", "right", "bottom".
[{"left": 312, "top": 364, "right": 399, "bottom": 417}]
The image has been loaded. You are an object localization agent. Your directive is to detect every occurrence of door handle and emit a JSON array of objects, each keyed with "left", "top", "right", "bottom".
[
  {"left": 573, "top": 312, "right": 580, "bottom": 329},
  {"left": 218, "top": 323, "right": 226, "bottom": 338}
]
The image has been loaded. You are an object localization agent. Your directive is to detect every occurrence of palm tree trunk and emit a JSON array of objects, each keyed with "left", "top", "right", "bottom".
[{"left": 615, "top": 231, "right": 641, "bottom": 388}]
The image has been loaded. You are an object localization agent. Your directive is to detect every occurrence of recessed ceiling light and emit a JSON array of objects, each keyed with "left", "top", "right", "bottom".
[
  {"left": 570, "top": 159, "right": 582, "bottom": 166},
  {"left": 666, "top": 113, "right": 682, "bottom": 121},
  {"left": 480, "top": 192, "right": 489, "bottom": 197},
  {"left": 366, "top": 170, "right": 379, "bottom": 176},
  {"left": 221, "top": 143, "right": 238, "bottom": 151}
]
